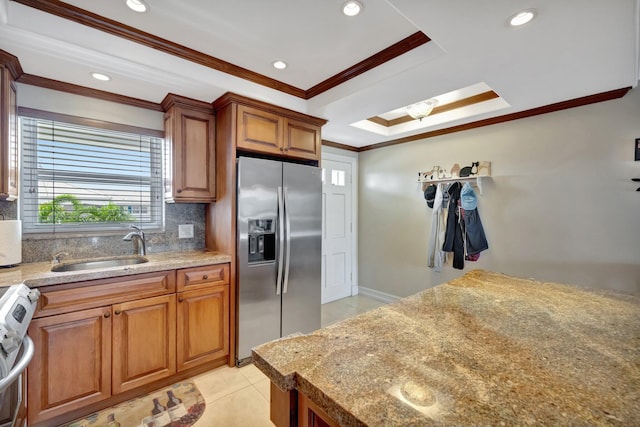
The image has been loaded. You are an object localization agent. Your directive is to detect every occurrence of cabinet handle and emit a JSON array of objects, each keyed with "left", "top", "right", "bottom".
[
  {"left": 203, "top": 275, "right": 208, "bottom": 280},
  {"left": 178, "top": 297, "right": 184, "bottom": 303},
  {"left": 177, "top": 189, "right": 183, "bottom": 193},
  {"left": 104, "top": 313, "right": 110, "bottom": 318},
  {"left": 114, "top": 310, "right": 122, "bottom": 315},
  {"left": 280, "top": 147, "right": 284, "bottom": 151},
  {"left": 284, "top": 147, "right": 289, "bottom": 151}
]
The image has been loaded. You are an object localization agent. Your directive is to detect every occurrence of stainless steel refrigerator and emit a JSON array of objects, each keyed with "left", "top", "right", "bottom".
[{"left": 236, "top": 156, "right": 321, "bottom": 366}]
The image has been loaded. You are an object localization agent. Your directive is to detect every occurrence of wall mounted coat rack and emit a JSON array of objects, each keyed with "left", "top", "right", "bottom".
[{"left": 418, "top": 161, "right": 491, "bottom": 195}]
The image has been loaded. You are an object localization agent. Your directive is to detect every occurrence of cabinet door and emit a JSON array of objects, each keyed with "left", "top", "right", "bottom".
[
  {"left": 284, "top": 118, "right": 321, "bottom": 161},
  {"left": 112, "top": 294, "right": 176, "bottom": 394},
  {"left": 176, "top": 284, "right": 229, "bottom": 371},
  {"left": 0, "top": 66, "right": 18, "bottom": 201},
  {"left": 236, "top": 104, "right": 284, "bottom": 155},
  {"left": 167, "top": 106, "right": 216, "bottom": 202},
  {"left": 298, "top": 392, "right": 340, "bottom": 427},
  {"left": 27, "top": 307, "right": 112, "bottom": 425}
]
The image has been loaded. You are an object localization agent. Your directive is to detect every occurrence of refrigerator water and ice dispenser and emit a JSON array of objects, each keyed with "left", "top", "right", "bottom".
[{"left": 247, "top": 219, "right": 275, "bottom": 264}]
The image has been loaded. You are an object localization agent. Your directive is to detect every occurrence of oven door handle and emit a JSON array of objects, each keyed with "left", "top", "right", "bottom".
[{"left": 0, "top": 336, "right": 34, "bottom": 394}]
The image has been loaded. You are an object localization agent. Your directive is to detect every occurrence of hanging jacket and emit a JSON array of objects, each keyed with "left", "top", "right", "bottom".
[
  {"left": 427, "top": 183, "right": 447, "bottom": 271},
  {"left": 460, "top": 183, "right": 488, "bottom": 256},
  {"left": 442, "top": 182, "right": 465, "bottom": 269}
]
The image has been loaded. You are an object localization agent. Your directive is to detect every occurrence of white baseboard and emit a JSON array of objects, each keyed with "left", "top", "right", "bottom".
[{"left": 358, "top": 286, "right": 402, "bottom": 304}]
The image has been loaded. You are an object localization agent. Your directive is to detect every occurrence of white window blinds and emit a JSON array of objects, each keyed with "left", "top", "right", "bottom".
[{"left": 20, "top": 114, "right": 164, "bottom": 234}]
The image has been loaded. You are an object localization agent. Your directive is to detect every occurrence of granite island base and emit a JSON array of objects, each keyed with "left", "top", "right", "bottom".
[{"left": 253, "top": 269, "right": 640, "bottom": 427}]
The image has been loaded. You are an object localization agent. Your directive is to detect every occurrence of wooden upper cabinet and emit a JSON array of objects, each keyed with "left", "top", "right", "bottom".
[
  {"left": 0, "top": 51, "right": 21, "bottom": 201},
  {"left": 162, "top": 94, "right": 216, "bottom": 202},
  {"left": 237, "top": 104, "right": 283, "bottom": 156},
  {"left": 284, "top": 117, "right": 322, "bottom": 161},
  {"left": 214, "top": 92, "right": 326, "bottom": 163}
]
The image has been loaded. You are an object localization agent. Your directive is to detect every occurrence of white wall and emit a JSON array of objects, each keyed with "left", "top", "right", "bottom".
[
  {"left": 17, "top": 84, "right": 164, "bottom": 130},
  {"left": 359, "top": 86, "right": 640, "bottom": 297}
]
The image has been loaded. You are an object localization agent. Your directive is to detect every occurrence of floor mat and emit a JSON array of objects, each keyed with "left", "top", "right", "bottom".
[{"left": 63, "top": 381, "right": 205, "bottom": 427}]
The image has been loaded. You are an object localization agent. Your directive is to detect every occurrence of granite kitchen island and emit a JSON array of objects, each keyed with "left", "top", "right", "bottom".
[{"left": 252, "top": 270, "right": 640, "bottom": 426}]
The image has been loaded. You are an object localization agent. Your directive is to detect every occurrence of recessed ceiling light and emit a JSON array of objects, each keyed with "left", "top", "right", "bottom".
[
  {"left": 509, "top": 9, "right": 536, "bottom": 27},
  {"left": 126, "top": 0, "right": 149, "bottom": 13},
  {"left": 91, "top": 72, "right": 111, "bottom": 81},
  {"left": 272, "top": 60, "right": 287, "bottom": 70},
  {"left": 342, "top": 1, "right": 363, "bottom": 17}
]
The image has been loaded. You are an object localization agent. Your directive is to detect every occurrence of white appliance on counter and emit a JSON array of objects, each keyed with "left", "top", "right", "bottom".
[
  {"left": 0, "top": 284, "right": 40, "bottom": 426},
  {"left": 0, "top": 220, "right": 21, "bottom": 267}
]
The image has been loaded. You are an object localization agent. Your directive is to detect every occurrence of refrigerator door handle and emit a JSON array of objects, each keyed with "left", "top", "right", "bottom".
[
  {"left": 283, "top": 187, "right": 291, "bottom": 294},
  {"left": 276, "top": 186, "right": 285, "bottom": 295}
]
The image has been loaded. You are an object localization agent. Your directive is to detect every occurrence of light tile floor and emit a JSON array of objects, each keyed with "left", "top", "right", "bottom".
[{"left": 192, "top": 294, "right": 387, "bottom": 426}]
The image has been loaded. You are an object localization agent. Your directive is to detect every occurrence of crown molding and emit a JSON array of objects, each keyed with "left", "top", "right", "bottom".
[
  {"left": 0, "top": 49, "right": 24, "bottom": 79},
  {"left": 17, "top": 73, "right": 163, "bottom": 111},
  {"left": 11, "top": 0, "right": 429, "bottom": 100},
  {"left": 306, "top": 32, "right": 430, "bottom": 99},
  {"left": 358, "top": 87, "right": 632, "bottom": 152},
  {"left": 368, "top": 91, "right": 499, "bottom": 127},
  {"left": 321, "top": 140, "right": 359, "bottom": 152}
]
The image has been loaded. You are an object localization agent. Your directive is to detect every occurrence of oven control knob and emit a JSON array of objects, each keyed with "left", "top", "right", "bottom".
[
  {"left": 1, "top": 330, "right": 21, "bottom": 354},
  {"left": 28, "top": 289, "right": 41, "bottom": 304}
]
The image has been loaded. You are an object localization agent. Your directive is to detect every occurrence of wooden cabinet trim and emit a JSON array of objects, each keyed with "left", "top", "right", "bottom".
[
  {"left": 0, "top": 66, "right": 18, "bottom": 201},
  {"left": 161, "top": 93, "right": 213, "bottom": 115},
  {"left": 35, "top": 270, "right": 176, "bottom": 318},
  {"left": 213, "top": 92, "right": 327, "bottom": 127}
]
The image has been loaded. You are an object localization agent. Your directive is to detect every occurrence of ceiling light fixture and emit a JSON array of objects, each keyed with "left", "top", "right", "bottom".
[
  {"left": 509, "top": 9, "right": 536, "bottom": 27},
  {"left": 342, "top": 1, "right": 363, "bottom": 17},
  {"left": 272, "top": 60, "right": 287, "bottom": 70},
  {"left": 406, "top": 99, "right": 438, "bottom": 121},
  {"left": 126, "top": 0, "right": 149, "bottom": 13},
  {"left": 90, "top": 72, "right": 111, "bottom": 81}
]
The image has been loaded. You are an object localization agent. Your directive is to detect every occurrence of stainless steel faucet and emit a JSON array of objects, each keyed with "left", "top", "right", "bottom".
[
  {"left": 52, "top": 252, "right": 69, "bottom": 264},
  {"left": 123, "top": 224, "right": 146, "bottom": 256}
]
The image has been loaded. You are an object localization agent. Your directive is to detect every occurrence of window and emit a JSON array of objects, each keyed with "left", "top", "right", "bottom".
[{"left": 20, "top": 111, "right": 164, "bottom": 234}]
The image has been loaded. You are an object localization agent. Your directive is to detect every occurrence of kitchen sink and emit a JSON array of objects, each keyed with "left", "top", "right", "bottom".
[{"left": 50, "top": 256, "right": 149, "bottom": 272}]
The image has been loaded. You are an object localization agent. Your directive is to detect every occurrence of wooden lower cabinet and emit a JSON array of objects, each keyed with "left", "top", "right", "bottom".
[
  {"left": 298, "top": 393, "right": 339, "bottom": 427},
  {"left": 177, "top": 284, "right": 229, "bottom": 371},
  {"left": 27, "top": 306, "right": 112, "bottom": 425},
  {"left": 270, "top": 383, "right": 340, "bottom": 427},
  {"left": 26, "top": 263, "right": 230, "bottom": 426},
  {"left": 112, "top": 294, "right": 176, "bottom": 394}
]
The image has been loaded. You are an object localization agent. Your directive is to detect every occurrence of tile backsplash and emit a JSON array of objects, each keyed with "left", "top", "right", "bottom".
[{"left": 0, "top": 200, "right": 206, "bottom": 263}]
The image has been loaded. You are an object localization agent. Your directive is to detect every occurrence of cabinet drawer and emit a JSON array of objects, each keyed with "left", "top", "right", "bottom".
[
  {"left": 35, "top": 270, "right": 176, "bottom": 318},
  {"left": 177, "top": 264, "right": 229, "bottom": 291}
]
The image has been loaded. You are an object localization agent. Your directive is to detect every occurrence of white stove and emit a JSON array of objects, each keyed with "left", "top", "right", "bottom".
[{"left": 0, "top": 283, "right": 39, "bottom": 425}]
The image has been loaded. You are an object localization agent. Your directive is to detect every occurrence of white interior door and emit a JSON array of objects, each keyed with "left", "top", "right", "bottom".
[{"left": 321, "top": 158, "right": 353, "bottom": 303}]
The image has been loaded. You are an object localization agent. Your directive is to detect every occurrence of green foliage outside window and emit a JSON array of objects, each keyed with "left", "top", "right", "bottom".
[{"left": 38, "top": 194, "right": 134, "bottom": 224}]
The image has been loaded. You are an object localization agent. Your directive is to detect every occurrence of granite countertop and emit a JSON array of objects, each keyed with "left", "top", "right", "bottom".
[
  {"left": 0, "top": 250, "right": 231, "bottom": 288},
  {"left": 252, "top": 270, "right": 640, "bottom": 426}
]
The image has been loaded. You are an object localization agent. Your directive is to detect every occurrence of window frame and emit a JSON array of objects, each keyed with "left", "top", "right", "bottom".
[{"left": 19, "top": 108, "right": 165, "bottom": 236}]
